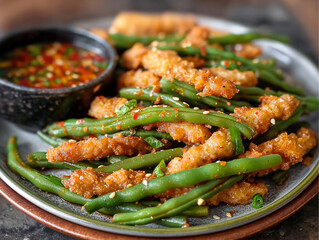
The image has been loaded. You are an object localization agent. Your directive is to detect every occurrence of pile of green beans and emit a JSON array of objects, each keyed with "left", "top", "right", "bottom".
[
  {"left": 160, "top": 78, "right": 251, "bottom": 112},
  {"left": 113, "top": 176, "right": 243, "bottom": 225},
  {"left": 157, "top": 45, "right": 305, "bottom": 96},
  {"left": 84, "top": 154, "right": 282, "bottom": 213},
  {"left": 8, "top": 137, "right": 200, "bottom": 227},
  {"left": 45, "top": 107, "right": 255, "bottom": 139},
  {"left": 109, "top": 32, "right": 289, "bottom": 50}
]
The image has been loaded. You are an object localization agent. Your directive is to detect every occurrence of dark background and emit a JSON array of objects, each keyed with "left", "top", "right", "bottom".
[{"left": 0, "top": 0, "right": 318, "bottom": 239}]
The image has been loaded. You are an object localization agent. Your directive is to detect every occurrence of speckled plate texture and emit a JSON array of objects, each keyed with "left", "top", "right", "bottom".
[{"left": 0, "top": 16, "right": 318, "bottom": 238}]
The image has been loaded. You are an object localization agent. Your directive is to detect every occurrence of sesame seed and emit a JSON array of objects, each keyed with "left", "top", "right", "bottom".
[
  {"left": 72, "top": 74, "right": 79, "bottom": 79},
  {"left": 81, "top": 206, "right": 85, "bottom": 211},
  {"left": 203, "top": 111, "right": 210, "bottom": 115},
  {"left": 46, "top": 72, "right": 53, "bottom": 78},
  {"left": 213, "top": 215, "right": 220, "bottom": 220},
  {"left": 55, "top": 59, "right": 64, "bottom": 66},
  {"left": 226, "top": 212, "right": 232, "bottom": 218},
  {"left": 142, "top": 180, "right": 148, "bottom": 186},
  {"left": 65, "top": 70, "right": 71, "bottom": 75},
  {"left": 197, "top": 198, "right": 205, "bottom": 206},
  {"left": 68, "top": 139, "right": 76, "bottom": 142},
  {"left": 109, "top": 192, "right": 116, "bottom": 199},
  {"left": 194, "top": 107, "right": 199, "bottom": 110},
  {"left": 150, "top": 91, "right": 154, "bottom": 97},
  {"left": 97, "top": 165, "right": 105, "bottom": 168},
  {"left": 126, "top": 184, "right": 133, "bottom": 188},
  {"left": 270, "top": 118, "right": 276, "bottom": 125},
  {"left": 145, "top": 173, "right": 152, "bottom": 177},
  {"left": 172, "top": 97, "right": 180, "bottom": 101},
  {"left": 105, "top": 134, "right": 108, "bottom": 137}
]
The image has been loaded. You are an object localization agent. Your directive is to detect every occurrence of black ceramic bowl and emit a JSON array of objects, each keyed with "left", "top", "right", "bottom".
[{"left": 0, "top": 26, "right": 116, "bottom": 131}]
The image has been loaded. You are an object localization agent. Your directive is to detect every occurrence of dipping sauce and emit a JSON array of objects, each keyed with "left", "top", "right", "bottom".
[{"left": 0, "top": 42, "right": 108, "bottom": 89}]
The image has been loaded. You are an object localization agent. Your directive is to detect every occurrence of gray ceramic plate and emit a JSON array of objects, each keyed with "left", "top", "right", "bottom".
[{"left": 0, "top": 16, "right": 318, "bottom": 238}]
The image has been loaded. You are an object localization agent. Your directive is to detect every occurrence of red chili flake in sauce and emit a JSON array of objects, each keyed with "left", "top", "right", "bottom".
[
  {"left": 133, "top": 112, "right": 139, "bottom": 120},
  {"left": 58, "top": 122, "right": 64, "bottom": 127},
  {"left": 160, "top": 111, "right": 166, "bottom": 118},
  {"left": 219, "top": 161, "right": 227, "bottom": 166},
  {"left": 0, "top": 42, "right": 108, "bottom": 89},
  {"left": 83, "top": 127, "right": 88, "bottom": 132},
  {"left": 116, "top": 124, "right": 121, "bottom": 130},
  {"left": 200, "top": 46, "right": 207, "bottom": 56}
]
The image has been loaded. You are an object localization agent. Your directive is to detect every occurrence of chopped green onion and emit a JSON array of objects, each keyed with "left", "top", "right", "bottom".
[
  {"left": 43, "top": 80, "right": 51, "bottom": 87},
  {"left": 29, "top": 45, "right": 41, "bottom": 57},
  {"left": 153, "top": 160, "right": 167, "bottom": 177},
  {"left": 116, "top": 99, "right": 137, "bottom": 115},
  {"left": 144, "top": 136, "right": 164, "bottom": 149},
  {"left": 272, "top": 171, "right": 289, "bottom": 185},
  {"left": 65, "top": 47, "right": 75, "bottom": 56},
  {"left": 95, "top": 62, "right": 108, "bottom": 68},
  {"left": 54, "top": 78, "right": 61, "bottom": 84},
  {"left": 229, "top": 127, "right": 245, "bottom": 155},
  {"left": 30, "top": 60, "right": 40, "bottom": 66},
  {"left": 252, "top": 193, "right": 263, "bottom": 209},
  {"left": 28, "top": 76, "right": 36, "bottom": 82}
]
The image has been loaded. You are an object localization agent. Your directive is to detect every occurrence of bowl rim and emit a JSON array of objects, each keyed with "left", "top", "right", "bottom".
[{"left": 0, "top": 26, "right": 117, "bottom": 94}]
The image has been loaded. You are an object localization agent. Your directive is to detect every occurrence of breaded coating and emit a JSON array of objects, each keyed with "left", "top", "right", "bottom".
[
  {"left": 109, "top": 12, "right": 196, "bottom": 36},
  {"left": 207, "top": 181, "right": 268, "bottom": 206},
  {"left": 182, "top": 56, "right": 207, "bottom": 68},
  {"left": 143, "top": 121, "right": 212, "bottom": 144},
  {"left": 235, "top": 43, "right": 262, "bottom": 59},
  {"left": 209, "top": 67, "right": 258, "bottom": 87},
  {"left": 63, "top": 168, "right": 153, "bottom": 198},
  {"left": 240, "top": 127, "right": 318, "bottom": 177},
  {"left": 233, "top": 95, "right": 299, "bottom": 135},
  {"left": 46, "top": 136, "right": 153, "bottom": 163},
  {"left": 90, "top": 29, "right": 109, "bottom": 41},
  {"left": 118, "top": 69, "right": 161, "bottom": 89},
  {"left": 121, "top": 43, "right": 148, "bottom": 69},
  {"left": 88, "top": 96, "right": 128, "bottom": 119},
  {"left": 63, "top": 168, "right": 110, "bottom": 198},
  {"left": 142, "top": 50, "right": 238, "bottom": 98},
  {"left": 181, "top": 26, "right": 210, "bottom": 47},
  {"left": 166, "top": 128, "right": 233, "bottom": 174}
]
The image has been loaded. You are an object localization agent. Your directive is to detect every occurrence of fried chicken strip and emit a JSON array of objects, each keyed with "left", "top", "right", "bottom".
[
  {"left": 166, "top": 128, "right": 233, "bottom": 174},
  {"left": 235, "top": 43, "right": 262, "bottom": 59},
  {"left": 63, "top": 168, "right": 153, "bottom": 198},
  {"left": 118, "top": 69, "right": 161, "bottom": 89},
  {"left": 142, "top": 49, "right": 238, "bottom": 98},
  {"left": 88, "top": 96, "right": 128, "bottom": 119},
  {"left": 46, "top": 135, "right": 153, "bottom": 163},
  {"left": 157, "top": 181, "right": 268, "bottom": 206},
  {"left": 109, "top": 12, "right": 196, "bottom": 36},
  {"left": 240, "top": 127, "right": 318, "bottom": 177},
  {"left": 209, "top": 67, "right": 258, "bottom": 87},
  {"left": 143, "top": 121, "right": 212, "bottom": 144},
  {"left": 233, "top": 94, "right": 299, "bottom": 135}
]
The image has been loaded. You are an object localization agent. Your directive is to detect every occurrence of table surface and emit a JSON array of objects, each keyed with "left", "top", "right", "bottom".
[{"left": 0, "top": 0, "right": 318, "bottom": 239}]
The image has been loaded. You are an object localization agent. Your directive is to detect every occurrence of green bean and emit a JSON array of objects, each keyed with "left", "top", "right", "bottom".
[
  {"left": 119, "top": 87, "right": 188, "bottom": 108},
  {"left": 96, "top": 148, "right": 183, "bottom": 173},
  {"left": 107, "top": 155, "right": 129, "bottom": 164},
  {"left": 113, "top": 176, "right": 242, "bottom": 225},
  {"left": 103, "top": 129, "right": 173, "bottom": 141},
  {"left": 229, "top": 127, "right": 245, "bottom": 156},
  {"left": 160, "top": 78, "right": 251, "bottom": 111},
  {"left": 143, "top": 136, "right": 164, "bottom": 148},
  {"left": 254, "top": 105, "right": 305, "bottom": 144},
  {"left": 116, "top": 99, "right": 137, "bottom": 115},
  {"left": 46, "top": 107, "right": 255, "bottom": 139},
  {"left": 37, "top": 131, "right": 66, "bottom": 147},
  {"left": 7, "top": 137, "right": 190, "bottom": 228},
  {"left": 84, "top": 154, "right": 282, "bottom": 213},
  {"left": 109, "top": 33, "right": 184, "bottom": 49},
  {"left": 208, "top": 33, "right": 290, "bottom": 45}
]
